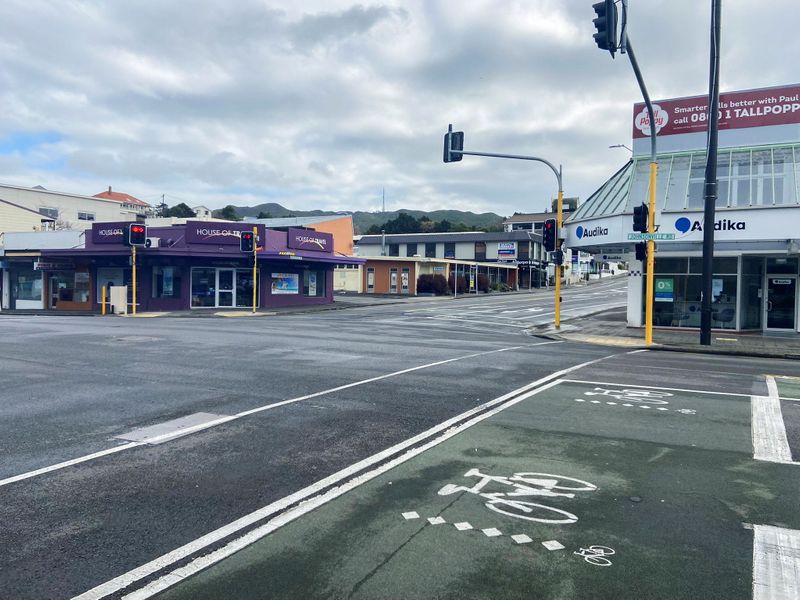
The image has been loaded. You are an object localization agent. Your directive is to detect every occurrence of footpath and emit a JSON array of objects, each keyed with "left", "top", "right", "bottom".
[{"left": 537, "top": 306, "right": 800, "bottom": 360}]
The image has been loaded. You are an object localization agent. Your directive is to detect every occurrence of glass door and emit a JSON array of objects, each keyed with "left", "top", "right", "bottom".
[
  {"left": 765, "top": 276, "right": 797, "bottom": 330},
  {"left": 217, "top": 269, "right": 235, "bottom": 307}
]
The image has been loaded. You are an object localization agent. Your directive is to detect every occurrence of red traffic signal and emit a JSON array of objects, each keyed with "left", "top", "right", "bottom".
[
  {"left": 127, "top": 223, "right": 147, "bottom": 246},
  {"left": 543, "top": 218, "right": 558, "bottom": 252},
  {"left": 240, "top": 231, "right": 254, "bottom": 252}
]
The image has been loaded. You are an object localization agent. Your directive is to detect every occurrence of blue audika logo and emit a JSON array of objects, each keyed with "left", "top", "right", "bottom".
[
  {"left": 576, "top": 225, "right": 584, "bottom": 239},
  {"left": 675, "top": 217, "right": 692, "bottom": 237}
]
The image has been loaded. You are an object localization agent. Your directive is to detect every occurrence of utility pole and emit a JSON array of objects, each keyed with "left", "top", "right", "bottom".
[{"left": 700, "top": 0, "right": 722, "bottom": 345}]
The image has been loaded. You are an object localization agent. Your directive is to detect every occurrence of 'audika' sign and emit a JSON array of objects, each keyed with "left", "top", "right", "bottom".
[
  {"left": 673, "top": 216, "right": 746, "bottom": 238},
  {"left": 575, "top": 224, "right": 609, "bottom": 240}
]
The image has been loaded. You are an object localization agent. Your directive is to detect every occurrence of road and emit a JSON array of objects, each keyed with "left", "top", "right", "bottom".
[{"left": 1, "top": 277, "right": 798, "bottom": 599}]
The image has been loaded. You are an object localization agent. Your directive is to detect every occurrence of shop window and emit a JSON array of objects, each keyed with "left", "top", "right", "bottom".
[
  {"left": 191, "top": 268, "right": 217, "bottom": 307},
  {"left": 388, "top": 244, "right": 399, "bottom": 257},
  {"left": 686, "top": 153, "right": 707, "bottom": 209},
  {"left": 367, "top": 268, "right": 375, "bottom": 292},
  {"left": 475, "top": 242, "right": 486, "bottom": 261},
  {"left": 152, "top": 266, "right": 182, "bottom": 299},
  {"left": 14, "top": 269, "right": 42, "bottom": 301},
  {"left": 406, "top": 243, "right": 418, "bottom": 257},
  {"left": 772, "top": 148, "right": 797, "bottom": 205},
  {"left": 663, "top": 156, "right": 690, "bottom": 211},
  {"left": 654, "top": 257, "right": 688, "bottom": 274},
  {"left": 78, "top": 211, "right": 96, "bottom": 221},
  {"left": 444, "top": 243, "right": 456, "bottom": 259},
  {"left": 518, "top": 243, "right": 530, "bottom": 260},
  {"left": 236, "top": 270, "right": 256, "bottom": 307},
  {"left": 729, "top": 151, "right": 752, "bottom": 206},
  {"left": 689, "top": 256, "right": 738, "bottom": 274},
  {"left": 425, "top": 243, "right": 436, "bottom": 258},
  {"left": 303, "top": 270, "right": 325, "bottom": 297},
  {"left": 741, "top": 256, "right": 764, "bottom": 329},
  {"left": 766, "top": 257, "right": 799, "bottom": 275}
]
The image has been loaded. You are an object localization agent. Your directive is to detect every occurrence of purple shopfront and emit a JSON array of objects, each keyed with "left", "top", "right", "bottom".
[{"left": 41, "top": 222, "right": 361, "bottom": 312}]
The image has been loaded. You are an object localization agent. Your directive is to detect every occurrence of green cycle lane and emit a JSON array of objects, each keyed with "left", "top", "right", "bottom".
[{"left": 156, "top": 380, "right": 800, "bottom": 600}]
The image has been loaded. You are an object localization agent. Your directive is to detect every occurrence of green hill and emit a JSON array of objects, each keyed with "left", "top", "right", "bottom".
[{"left": 229, "top": 203, "right": 504, "bottom": 234}]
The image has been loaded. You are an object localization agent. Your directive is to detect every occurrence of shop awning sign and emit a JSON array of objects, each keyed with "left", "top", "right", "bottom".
[
  {"left": 627, "top": 233, "right": 676, "bottom": 241},
  {"left": 34, "top": 261, "right": 75, "bottom": 271}
]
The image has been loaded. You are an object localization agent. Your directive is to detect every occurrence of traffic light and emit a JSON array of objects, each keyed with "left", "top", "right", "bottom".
[
  {"left": 632, "top": 203, "right": 648, "bottom": 233},
  {"left": 443, "top": 129, "right": 464, "bottom": 163},
  {"left": 127, "top": 223, "right": 147, "bottom": 246},
  {"left": 635, "top": 242, "right": 646, "bottom": 261},
  {"left": 592, "top": 0, "right": 618, "bottom": 57},
  {"left": 542, "top": 218, "right": 557, "bottom": 252},
  {"left": 240, "top": 231, "right": 254, "bottom": 252},
  {"left": 553, "top": 250, "right": 564, "bottom": 266}
]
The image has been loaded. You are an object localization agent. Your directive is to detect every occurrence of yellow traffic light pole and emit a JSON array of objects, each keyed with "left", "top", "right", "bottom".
[
  {"left": 555, "top": 185, "right": 563, "bottom": 329},
  {"left": 132, "top": 244, "right": 137, "bottom": 316},
  {"left": 252, "top": 226, "right": 258, "bottom": 313}
]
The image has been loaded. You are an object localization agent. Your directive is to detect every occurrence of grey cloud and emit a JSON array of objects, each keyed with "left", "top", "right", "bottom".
[{"left": 289, "top": 4, "right": 408, "bottom": 51}]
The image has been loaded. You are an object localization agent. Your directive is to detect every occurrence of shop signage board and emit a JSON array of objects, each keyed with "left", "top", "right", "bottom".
[
  {"left": 91, "top": 222, "right": 129, "bottom": 244},
  {"left": 287, "top": 228, "right": 333, "bottom": 253},
  {"left": 185, "top": 222, "right": 265, "bottom": 246},
  {"left": 633, "top": 84, "right": 800, "bottom": 138},
  {"left": 497, "top": 242, "right": 516, "bottom": 258},
  {"left": 655, "top": 278, "right": 674, "bottom": 303},
  {"left": 34, "top": 261, "right": 75, "bottom": 271}
]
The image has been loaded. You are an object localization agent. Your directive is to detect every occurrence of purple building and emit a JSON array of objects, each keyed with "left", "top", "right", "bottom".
[{"left": 39, "top": 221, "right": 362, "bottom": 312}]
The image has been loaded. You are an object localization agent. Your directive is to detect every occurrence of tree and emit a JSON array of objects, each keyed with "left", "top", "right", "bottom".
[
  {"left": 365, "top": 224, "right": 382, "bottom": 235},
  {"left": 214, "top": 205, "right": 242, "bottom": 221},
  {"left": 433, "top": 219, "right": 452, "bottom": 233},
  {"left": 257, "top": 211, "right": 273, "bottom": 219},
  {"left": 164, "top": 203, "right": 196, "bottom": 218},
  {"left": 382, "top": 212, "right": 420, "bottom": 234}
]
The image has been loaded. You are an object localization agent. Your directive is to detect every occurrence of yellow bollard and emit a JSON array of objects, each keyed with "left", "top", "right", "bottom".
[{"left": 101, "top": 286, "right": 107, "bottom": 316}]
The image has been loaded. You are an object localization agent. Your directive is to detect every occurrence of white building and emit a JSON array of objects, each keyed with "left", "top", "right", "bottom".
[
  {"left": 564, "top": 83, "right": 800, "bottom": 333},
  {"left": 0, "top": 183, "right": 147, "bottom": 234}
]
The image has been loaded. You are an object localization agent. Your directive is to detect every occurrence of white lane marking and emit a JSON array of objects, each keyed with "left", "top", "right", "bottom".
[
  {"left": 752, "top": 524, "right": 800, "bottom": 600},
  {"left": 482, "top": 528, "right": 502, "bottom": 537},
  {"left": 116, "top": 413, "right": 230, "bottom": 444},
  {"left": 562, "top": 379, "right": 752, "bottom": 398},
  {"left": 542, "top": 540, "right": 565, "bottom": 551},
  {"left": 4, "top": 346, "right": 523, "bottom": 488},
  {"left": 454, "top": 522, "right": 473, "bottom": 531},
  {"left": 401, "top": 512, "right": 419, "bottom": 520},
  {"left": 426, "top": 316, "right": 530, "bottom": 328},
  {"left": 76, "top": 356, "right": 616, "bottom": 600},
  {"left": 427, "top": 517, "right": 446, "bottom": 525},
  {"left": 511, "top": 534, "right": 533, "bottom": 544},
  {"left": 0, "top": 442, "right": 143, "bottom": 488},
  {"left": 752, "top": 376, "right": 794, "bottom": 464}
]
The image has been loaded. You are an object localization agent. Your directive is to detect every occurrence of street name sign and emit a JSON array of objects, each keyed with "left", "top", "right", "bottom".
[{"left": 627, "top": 233, "right": 676, "bottom": 241}]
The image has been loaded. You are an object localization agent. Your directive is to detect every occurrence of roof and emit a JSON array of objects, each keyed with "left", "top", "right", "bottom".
[
  {"left": 356, "top": 230, "right": 541, "bottom": 245},
  {"left": 244, "top": 215, "right": 349, "bottom": 227},
  {"left": 0, "top": 197, "right": 57, "bottom": 221},
  {"left": 503, "top": 212, "right": 557, "bottom": 224},
  {"left": 93, "top": 187, "right": 150, "bottom": 208}
]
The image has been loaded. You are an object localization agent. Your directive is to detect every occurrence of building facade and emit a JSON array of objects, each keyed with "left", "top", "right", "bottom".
[
  {"left": 1, "top": 221, "right": 361, "bottom": 312},
  {"left": 564, "top": 83, "right": 800, "bottom": 333}
]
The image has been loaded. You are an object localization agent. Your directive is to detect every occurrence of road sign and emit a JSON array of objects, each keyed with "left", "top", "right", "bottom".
[{"left": 627, "top": 233, "right": 676, "bottom": 241}]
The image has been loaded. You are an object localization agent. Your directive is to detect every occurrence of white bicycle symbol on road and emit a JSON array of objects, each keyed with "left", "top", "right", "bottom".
[
  {"left": 438, "top": 468, "right": 597, "bottom": 524},
  {"left": 584, "top": 387, "right": 673, "bottom": 404},
  {"left": 574, "top": 545, "right": 616, "bottom": 566}
]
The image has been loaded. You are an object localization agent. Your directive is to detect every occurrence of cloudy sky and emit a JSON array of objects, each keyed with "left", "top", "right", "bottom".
[{"left": 0, "top": 1, "right": 797, "bottom": 216}]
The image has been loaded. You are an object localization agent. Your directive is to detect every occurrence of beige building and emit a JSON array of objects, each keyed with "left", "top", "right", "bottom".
[{"left": 0, "top": 198, "right": 56, "bottom": 232}]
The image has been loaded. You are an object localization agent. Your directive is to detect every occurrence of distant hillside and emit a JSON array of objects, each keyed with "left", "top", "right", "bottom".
[{"left": 230, "top": 203, "right": 504, "bottom": 234}]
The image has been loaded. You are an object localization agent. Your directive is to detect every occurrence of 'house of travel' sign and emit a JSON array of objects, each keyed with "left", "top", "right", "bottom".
[
  {"left": 287, "top": 228, "right": 333, "bottom": 253},
  {"left": 185, "top": 221, "right": 265, "bottom": 245}
]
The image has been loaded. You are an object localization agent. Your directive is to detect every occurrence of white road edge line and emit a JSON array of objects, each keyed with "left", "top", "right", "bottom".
[
  {"left": 751, "top": 376, "right": 795, "bottom": 465},
  {"left": 0, "top": 442, "right": 143, "bottom": 488},
  {"left": 562, "top": 379, "right": 753, "bottom": 398},
  {"left": 752, "top": 524, "right": 800, "bottom": 600},
  {"left": 2, "top": 346, "right": 525, "bottom": 488},
  {"left": 73, "top": 354, "right": 616, "bottom": 600}
]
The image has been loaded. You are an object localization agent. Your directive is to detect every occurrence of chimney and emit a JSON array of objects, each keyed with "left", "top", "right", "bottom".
[{"left": 108, "top": 186, "right": 112, "bottom": 194}]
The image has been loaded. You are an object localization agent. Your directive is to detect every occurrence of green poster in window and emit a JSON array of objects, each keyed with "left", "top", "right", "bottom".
[{"left": 655, "top": 278, "right": 674, "bottom": 302}]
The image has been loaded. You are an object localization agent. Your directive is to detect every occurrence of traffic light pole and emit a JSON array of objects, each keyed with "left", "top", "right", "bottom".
[
  {"left": 252, "top": 226, "right": 258, "bottom": 313},
  {"left": 623, "top": 36, "right": 658, "bottom": 346},
  {"left": 450, "top": 145, "right": 564, "bottom": 328}
]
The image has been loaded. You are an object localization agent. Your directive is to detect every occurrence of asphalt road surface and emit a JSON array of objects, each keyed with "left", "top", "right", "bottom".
[{"left": 1, "top": 278, "right": 798, "bottom": 600}]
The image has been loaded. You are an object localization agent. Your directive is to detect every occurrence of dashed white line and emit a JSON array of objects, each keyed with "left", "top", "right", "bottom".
[
  {"left": 752, "top": 524, "right": 800, "bottom": 599},
  {"left": 752, "top": 376, "right": 794, "bottom": 464}
]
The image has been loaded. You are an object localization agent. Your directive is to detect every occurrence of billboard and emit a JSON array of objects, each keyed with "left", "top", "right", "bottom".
[{"left": 633, "top": 84, "right": 800, "bottom": 139}]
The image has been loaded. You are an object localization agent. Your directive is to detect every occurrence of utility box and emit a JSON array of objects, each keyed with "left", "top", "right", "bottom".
[{"left": 110, "top": 285, "right": 128, "bottom": 315}]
